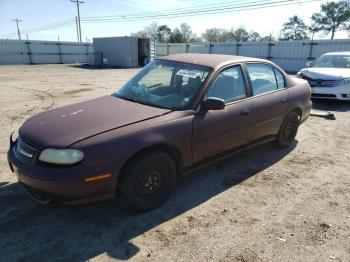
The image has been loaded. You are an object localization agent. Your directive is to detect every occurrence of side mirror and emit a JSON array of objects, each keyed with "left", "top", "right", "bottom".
[
  {"left": 202, "top": 97, "right": 225, "bottom": 111},
  {"left": 306, "top": 61, "right": 312, "bottom": 67}
]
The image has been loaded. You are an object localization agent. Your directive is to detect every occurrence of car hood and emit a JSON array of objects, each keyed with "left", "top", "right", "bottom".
[
  {"left": 300, "top": 67, "right": 350, "bottom": 80},
  {"left": 19, "top": 95, "right": 171, "bottom": 149}
]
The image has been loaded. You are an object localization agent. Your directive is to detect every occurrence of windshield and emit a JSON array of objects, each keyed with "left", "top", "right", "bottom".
[
  {"left": 114, "top": 60, "right": 212, "bottom": 110},
  {"left": 312, "top": 54, "right": 350, "bottom": 69}
]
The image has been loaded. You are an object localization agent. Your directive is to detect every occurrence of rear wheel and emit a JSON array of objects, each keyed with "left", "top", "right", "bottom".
[
  {"left": 118, "top": 150, "right": 176, "bottom": 212},
  {"left": 275, "top": 111, "right": 299, "bottom": 148}
]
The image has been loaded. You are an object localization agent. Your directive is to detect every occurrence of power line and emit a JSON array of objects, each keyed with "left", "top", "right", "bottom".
[
  {"left": 80, "top": 0, "right": 321, "bottom": 23},
  {"left": 3, "top": 19, "right": 74, "bottom": 37},
  {"left": 83, "top": 0, "right": 263, "bottom": 19},
  {"left": 2, "top": 0, "right": 323, "bottom": 38},
  {"left": 12, "top": 18, "right": 22, "bottom": 40},
  {"left": 70, "top": 0, "right": 84, "bottom": 42}
]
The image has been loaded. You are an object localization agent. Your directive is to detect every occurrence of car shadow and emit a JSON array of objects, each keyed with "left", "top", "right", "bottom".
[
  {"left": 0, "top": 141, "right": 296, "bottom": 261},
  {"left": 312, "top": 98, "right": 350, "bottom": 112}
]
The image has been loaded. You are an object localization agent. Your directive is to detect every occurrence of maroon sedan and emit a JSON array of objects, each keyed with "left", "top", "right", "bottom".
[{"left": 8, "top": 54, "right": 311, "bottom": 211}]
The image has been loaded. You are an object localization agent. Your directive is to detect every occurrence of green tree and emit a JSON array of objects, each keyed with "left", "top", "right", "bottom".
[
  {"left": 219, "top": 28, "right": 236, "bottom": 42},
  {"left": 201, "top": 28, "right": 220, "bottom": 42},
  {"left": 144, "top": 22, "right": 159, "bottom": 40},
  {"left": 311, "top": 1, "right": 350, "bottom": 39},
  {"left": 234, "top": 27, "right": 249, "bottom": 42},
  {"left": 280, "top": 16, "right": 309, "bottom": 40},
  {"left": 156, "top": 25, "right": 172, "bottom": 42},
  {"left": 130, "top": 30, "right": 148, "bottom": 38},
  {"left": 189, "top": 33, "right": 202, "bottom": 43},
  {"left": 169, "top": 28, "right": 184, "bottom": 43},
  {"left": 224, "top": 28, "right": 236, "bottom": 42},
  {"left": 179, "top": 23, "right": 193, "bottom": 43},
  {"left": 249, "top": 31, "right": 261, "bottom": 41},
  {"left": 260, "top": 35, "right": 276, "bottom": 42}
]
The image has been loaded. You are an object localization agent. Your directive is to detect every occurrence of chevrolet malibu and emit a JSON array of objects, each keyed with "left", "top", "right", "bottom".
[
  {"left": 297, "top": 52, "right": 350, "bottom": 100},
  {"left": 8, "top": 54, "right": 311, "bottom": 211}
]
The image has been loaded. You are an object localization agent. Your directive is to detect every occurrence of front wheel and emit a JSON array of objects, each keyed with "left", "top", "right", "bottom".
[
  {"left": 118, "top": 150, "right": 176, "bottom": 212},
  {"left": 275, "top": 111, "right": 299, "bottom": 148}
]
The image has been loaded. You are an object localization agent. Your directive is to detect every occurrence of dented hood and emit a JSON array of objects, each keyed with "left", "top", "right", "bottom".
[
  {"left": 19, "top": 95, "right": 170, "bottom": 149},
  {"left": 300, "top": 67, "right": 350, "bottom": 80}
]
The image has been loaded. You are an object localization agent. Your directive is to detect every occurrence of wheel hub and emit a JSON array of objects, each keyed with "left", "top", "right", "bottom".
[{"left": 137, "top": 164, "right": 166, "bottom": 199}]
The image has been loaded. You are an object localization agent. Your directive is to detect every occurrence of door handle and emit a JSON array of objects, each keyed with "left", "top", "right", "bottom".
[
  {"left": 280, "top": 98, "right": 288, "bottom": 103},
  {"left": 240, "top": 109, "right": 250, "bottom": 115}
]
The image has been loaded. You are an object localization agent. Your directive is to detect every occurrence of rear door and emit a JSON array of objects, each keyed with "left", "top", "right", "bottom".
[
  {"left": 192, "top": 65, "right": 254, "bottom": 163},
  {"left": 244, "top": 63, "right": 289, "bottom": 140}
]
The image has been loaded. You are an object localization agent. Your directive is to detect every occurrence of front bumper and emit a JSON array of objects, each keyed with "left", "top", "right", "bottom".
[
  {"left": 7, "top": 139, "right": 117, "bottom": 205},
  {"left": 311, "top": 85, "right": 350, "bottom": 100}
]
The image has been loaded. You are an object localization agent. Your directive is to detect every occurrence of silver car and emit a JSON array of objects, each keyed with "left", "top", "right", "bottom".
[{"left": 297, "top": 52, "right": 350, "bottom": 100}]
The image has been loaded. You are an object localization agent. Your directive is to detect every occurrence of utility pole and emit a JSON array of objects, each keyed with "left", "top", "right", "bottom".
[
  {"left": 12, "top": 18, "right": 22, "bottom": 40},
  {"left": 71, "top": 0, "right": 84, "bottom": 42},
  {"left": 75, "top": 16, "right": 80, "bottom": 42}
]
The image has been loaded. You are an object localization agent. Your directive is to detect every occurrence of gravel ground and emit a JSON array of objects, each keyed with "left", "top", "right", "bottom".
[{"left": 0, "top": 64, "right": 349, "bottom": 262}]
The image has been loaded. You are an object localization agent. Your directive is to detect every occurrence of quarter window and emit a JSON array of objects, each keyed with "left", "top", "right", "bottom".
[
  {"left": 274, "top": 68, "right": 285, "bottom": 89},
  {"left": 206, "top": 66, "right": 246, "bottom": 103},
  {"left": 246, "top": 63, "right": 278, "bottom": 95}
]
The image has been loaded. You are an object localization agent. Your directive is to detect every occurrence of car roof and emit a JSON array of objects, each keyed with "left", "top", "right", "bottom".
[
  {"left": 323, "top": 52, "right": 350, "bottom": 56},
  {"left": 158, "top": 53, "right": 268, "bottom": 69}
]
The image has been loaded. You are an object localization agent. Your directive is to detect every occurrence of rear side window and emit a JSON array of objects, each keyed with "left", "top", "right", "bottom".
[
  {"left": 274, "top": 68, "right": 285, "bottom": 89},
  {"left": 206, "top": 66, "right": 246, "bottom": 103},
  {"left": 246, "top": 63, "right": 278, "bottom": 95}
]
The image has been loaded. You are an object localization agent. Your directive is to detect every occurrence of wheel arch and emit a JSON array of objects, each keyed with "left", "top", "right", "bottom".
[
  {"left": 286, "top": 107, "right": 302, "bottom": 122},
  {"left": 118, "top": 143, "right": 184, "bottom": 183}
]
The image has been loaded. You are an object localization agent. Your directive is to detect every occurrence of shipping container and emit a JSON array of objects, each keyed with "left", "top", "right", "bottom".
[{"left": 92, "top": 36, "right": 155, "bottom": 67}]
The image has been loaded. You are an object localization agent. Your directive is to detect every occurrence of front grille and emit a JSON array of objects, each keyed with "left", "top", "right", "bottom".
[
  {"left": 300, "top": 74, "right": 339, "bottom": 88},
  {"left": 14, "top": 137, "right": 38, "bottom": 163}
]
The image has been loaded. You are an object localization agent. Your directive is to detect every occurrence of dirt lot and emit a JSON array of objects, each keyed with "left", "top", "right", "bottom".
[{"left": 0, "top": 64, "right": 349, "bottom": 262}]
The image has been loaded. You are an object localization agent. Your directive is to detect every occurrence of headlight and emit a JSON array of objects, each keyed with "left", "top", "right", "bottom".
[
  {"left": 39, "top": 149, "right": 84, "bottom": 165},
  {"left": 337, "top": 78, "right": 350, "bottom": 86}
]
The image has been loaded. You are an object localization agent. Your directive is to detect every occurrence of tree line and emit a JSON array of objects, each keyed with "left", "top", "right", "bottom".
[{"left": 131, "top": 1, "right": 350, "bottom": 43}]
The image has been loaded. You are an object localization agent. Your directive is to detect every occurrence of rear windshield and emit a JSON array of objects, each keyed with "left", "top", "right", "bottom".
[
  {"left": 312, "top": 55, "right": 350, "bottom": 69},
  {"left": 114, "top": 60, "right": 212, "bottom": 110}
]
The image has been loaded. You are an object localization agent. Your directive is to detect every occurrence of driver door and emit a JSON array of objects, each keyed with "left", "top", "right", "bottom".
[{"left": 192, "top": 65, "right": 254, "bottom": 163}]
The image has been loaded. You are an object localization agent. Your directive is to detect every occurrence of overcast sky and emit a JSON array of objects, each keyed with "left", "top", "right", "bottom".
[{"left": 0, "top": 0, "right": 348, "bottom": 42}]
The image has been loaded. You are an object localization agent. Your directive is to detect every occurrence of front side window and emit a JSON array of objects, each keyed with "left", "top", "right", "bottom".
[
  {"left": 206, "top": 66, "right": 246, "bottom": 103},
  {"left": 114, "top": 60, "right": 211, "bottom": 109},
  {"left": 246, "top": 63, "right": 278, "bottom": 95}
]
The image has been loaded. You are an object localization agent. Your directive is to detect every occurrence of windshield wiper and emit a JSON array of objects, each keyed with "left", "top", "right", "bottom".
[
  {"left": 113, "top": 93, "right": 172, "bottom": 110},
  {"left": 114, "top": 93, "right": 142, "bottom": 104}
]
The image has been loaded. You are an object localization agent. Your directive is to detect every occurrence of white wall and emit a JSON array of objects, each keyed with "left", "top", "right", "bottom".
[
  {"left": 156, "top": 39, "right": 350, "bottom": 72},
  {"left": 0, "top": 39, "right": 93, "bottom": 65}
]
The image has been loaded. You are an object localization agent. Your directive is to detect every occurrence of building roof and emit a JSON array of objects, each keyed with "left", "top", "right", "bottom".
[{"left": 158, "top": 53, "right": 267, "bottom": 69}]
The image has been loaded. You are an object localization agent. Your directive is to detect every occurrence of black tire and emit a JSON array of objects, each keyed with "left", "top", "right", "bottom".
[
  {"left": 275, "top": 111, "right": 299, "bottom": 148},
  {"left": 118, "top": 150, "right": 176, "bottom": 212}
]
